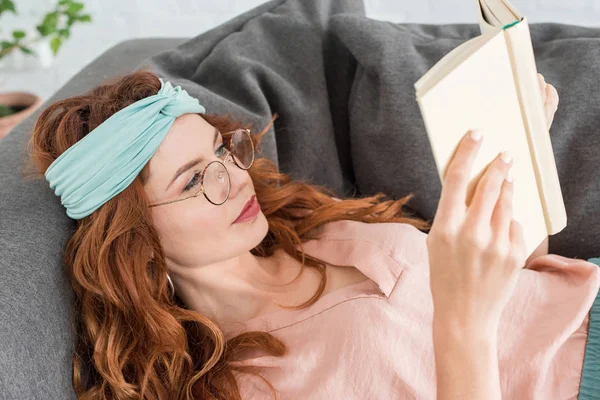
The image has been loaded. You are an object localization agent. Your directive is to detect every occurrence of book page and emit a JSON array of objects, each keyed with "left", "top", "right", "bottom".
[
  {"left": 480, "top": 0, "right": 521, "bottom": 25},
  {"left": 416, "top": 31, "right": 547, "bottom": 258},
  {"left": 476, "top": 0, "right": 522, "bottom": 34}
]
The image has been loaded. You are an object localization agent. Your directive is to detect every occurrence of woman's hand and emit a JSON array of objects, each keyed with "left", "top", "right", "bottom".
[
  {"left": 428, "top": 130, "right": 527, "bottom": 332},
  {"left": 427, "top": 129, "right": 527, "bottom": 399},
  {"left": 538, "top": 73, "right": 559, "bottom": 130},
  {"left": 428, "top": 75, "right": 556, "bottom": 399}
]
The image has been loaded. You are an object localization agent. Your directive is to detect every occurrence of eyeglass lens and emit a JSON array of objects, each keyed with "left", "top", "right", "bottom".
[
  {"left": 186, "top": 129, "right": 254, "bottom": 205},
  {"left": 230, "top": 129, "right": 254, "bottom": 169},
  {"left": 202, "top": 162, "right": 229, "bottom": 204}
]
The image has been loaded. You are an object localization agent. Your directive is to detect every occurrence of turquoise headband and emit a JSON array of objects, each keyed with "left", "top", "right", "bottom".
[{"left": 44, "top": 78, "right": 206, "bottom": 220}]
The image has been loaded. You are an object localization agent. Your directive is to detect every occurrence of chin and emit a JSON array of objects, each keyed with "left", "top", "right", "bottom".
[
  {"left": 256, "top": 211, "right": 270, "bottom": 235},
  {"left": 234, "top": 211, "right": 269, "bottom": 249}
]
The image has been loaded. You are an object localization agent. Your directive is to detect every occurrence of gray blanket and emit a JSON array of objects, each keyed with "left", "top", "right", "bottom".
[{"left": 1, "top": 0, "right": 599, "bottom": 397}]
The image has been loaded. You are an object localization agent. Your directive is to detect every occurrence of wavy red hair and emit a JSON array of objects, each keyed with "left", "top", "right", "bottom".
[{"left": 26, "top": 70, "right": 431, "bottom": 399}]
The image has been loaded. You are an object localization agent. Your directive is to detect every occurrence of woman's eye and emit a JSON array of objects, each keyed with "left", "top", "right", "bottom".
[
  {"left": 216, "top": 144, "right": 227, "bottom": 157},
  {"left": 183, "top": 143, "right": 227, "bottom": 192},
  {"left": 183, "top": 145, "right": 227, "bottom": 192},
  {"left": 184, "top": 172, "right": 201, "bottom": 192}
]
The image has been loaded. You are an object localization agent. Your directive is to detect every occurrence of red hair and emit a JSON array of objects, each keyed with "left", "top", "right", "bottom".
[{"left": 26, "top": 70, "right": 431, "bottom": 399}]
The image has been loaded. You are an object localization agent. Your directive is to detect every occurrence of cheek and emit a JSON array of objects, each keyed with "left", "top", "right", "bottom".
[
  {"left": 181, "top": 204, "right": 229, "bottom": 237},
  {"left": 153, "top": 205, "right": 230, "bottom": 264},
  {"left": 154, "top": 204, "right": 270, "bottom": 266},
  {"left": 152, "top": 204, "right": 228, "bottom": 246}
]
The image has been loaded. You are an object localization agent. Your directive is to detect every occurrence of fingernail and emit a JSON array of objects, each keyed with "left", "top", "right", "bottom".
[
  {"left": 501, "top": 150, "right": 512, "bottom": 164},
  {"left": 469, "top": 130, "right": 482, "bottom": 141}
]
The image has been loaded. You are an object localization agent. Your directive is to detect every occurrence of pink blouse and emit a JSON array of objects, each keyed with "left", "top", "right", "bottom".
[{"left": 223, "top": 220, "right": 600, "bottom": 399}]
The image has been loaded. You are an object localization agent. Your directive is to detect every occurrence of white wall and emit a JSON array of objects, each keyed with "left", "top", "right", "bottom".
[{"left": 1, "top": 0, "right": 599, "bottom": 101}]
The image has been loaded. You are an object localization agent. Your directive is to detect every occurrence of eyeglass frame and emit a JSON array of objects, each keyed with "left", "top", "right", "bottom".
[{"left": 147, "top": 128, "right": 255, "bottom": 208}]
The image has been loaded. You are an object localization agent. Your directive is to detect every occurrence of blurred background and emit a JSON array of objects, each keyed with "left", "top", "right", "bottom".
[{"left": 1, "top": 0, "right": 599, "bottom": 103}]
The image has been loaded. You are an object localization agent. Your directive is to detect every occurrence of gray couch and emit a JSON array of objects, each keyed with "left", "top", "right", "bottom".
[{"left": 1, "top": 0, "right": 599, "bottom": 398}]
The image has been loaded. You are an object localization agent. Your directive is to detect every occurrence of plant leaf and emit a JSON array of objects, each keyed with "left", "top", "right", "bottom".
[
  {"left": 58, "top": 28, "right": 70, "bottom": 38},
  {"left": 12, "top": 30, "right": 26, "bottom": 40},
  {"left": 19, "top": 46, "right": 34, "bottom": 55},
  {"left": 0, "top": 0, "right": 16, "bottom": 16},
  {"left": 1, "top": 40, "right": 13, "bottom": 50},
  {"left": 76, "top": 14, "right": 91, "bottom": 22},
  {"left": 50, "top": 36, "right": 62, "bottom": 55},
  {"left": 38, "top": 12, "right": 59, "bottom": 36},
  {"left": 67, "top": 2, "right": 84, "bottom": 14}
]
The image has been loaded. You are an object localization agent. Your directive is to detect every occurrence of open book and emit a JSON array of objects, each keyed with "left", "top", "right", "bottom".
[{"left": 414, "top": 0, "right": 567, "bottom": 258}]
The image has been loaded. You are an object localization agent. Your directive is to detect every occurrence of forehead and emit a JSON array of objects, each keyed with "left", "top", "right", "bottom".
[
  {"left": 153, "top": 114, "right": 214, "bottom": 160},
  {"left": 145, "top": 114, "right": 216, "bottom": 180}
]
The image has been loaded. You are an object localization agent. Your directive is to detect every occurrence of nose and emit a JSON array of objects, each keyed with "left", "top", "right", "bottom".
[{"left": 224, "top": 153, "right": 249, "bottom": 200}]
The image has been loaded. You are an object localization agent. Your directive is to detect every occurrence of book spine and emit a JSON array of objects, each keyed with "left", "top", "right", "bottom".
[{"left": 502, "top": 17, "right": 567, "bottom": 235}]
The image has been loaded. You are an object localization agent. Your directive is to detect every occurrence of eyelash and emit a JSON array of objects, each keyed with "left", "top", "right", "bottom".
[{"left": 183, "top": 143, "right": 227, "bottom": 192}]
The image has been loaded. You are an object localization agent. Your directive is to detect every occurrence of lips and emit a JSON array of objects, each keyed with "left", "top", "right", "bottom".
[{"left": 235, "top": 194, "right": 256, "bottom": 222}]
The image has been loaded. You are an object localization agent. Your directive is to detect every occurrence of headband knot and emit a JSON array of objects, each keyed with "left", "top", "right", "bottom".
[{"left": 45, "top": 78, "right": 206, "bottom": 220}]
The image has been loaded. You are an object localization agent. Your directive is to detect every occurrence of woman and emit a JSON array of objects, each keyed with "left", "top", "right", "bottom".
[{"left": 27, "top": 70, "right": 599, "bottom": 399}]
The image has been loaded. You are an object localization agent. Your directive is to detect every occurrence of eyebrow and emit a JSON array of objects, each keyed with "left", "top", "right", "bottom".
[{"left": 165, "top": 127, "right": 220, "bottom": 192}]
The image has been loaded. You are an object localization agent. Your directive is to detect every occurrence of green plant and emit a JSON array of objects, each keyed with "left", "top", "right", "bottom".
[
  {"left": 0, "top": 103, "right": 29, "bottom": 117},
  {"left": 0, "top": 104, "right": 16, "bottom": 117},
  {"left": 0, "top": 0, "right": 92, "bottom": 61}
]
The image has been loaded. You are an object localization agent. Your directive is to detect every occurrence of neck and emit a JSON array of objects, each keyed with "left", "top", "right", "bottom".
[{"left": 167, "top": 249, "right": 304, "bottom": 328}]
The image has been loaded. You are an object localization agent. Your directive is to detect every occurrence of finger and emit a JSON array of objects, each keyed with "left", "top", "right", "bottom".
[
  {"left": 465, "top": 151, "right": 513, "bottom": 228},
  {"left": 437, "top": 130, "right": 483, "bottom": 226},
  {"left": 509, "top": 219, "right": 526, "bottom": 266},
  {"left": 545, "top": 102, "right": 555, "bottom": 130},
  {"left": 490, "top": 173, "right": 514, "bottom": 240},
  {"left": 538, "top": 74, "right": 547, "bottom": 103},
  {"left": 546, "top": 83, "right": 559, "bottom": 108},
  {"left": 544, "top": 84, "right": 559, "bottom": 129}
]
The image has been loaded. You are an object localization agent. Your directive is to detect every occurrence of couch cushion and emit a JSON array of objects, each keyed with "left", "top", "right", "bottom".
[
  {"left": 0, "top": 0, "right": 363, "bottom": 398},
  {"left": 2, "top": 0, "right": 600, "bottom": 397}
]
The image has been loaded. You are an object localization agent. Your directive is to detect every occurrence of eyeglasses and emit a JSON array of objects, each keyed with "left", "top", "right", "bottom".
[{"left": 148, "top": 128, "right": 255, "bottom": 208}]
